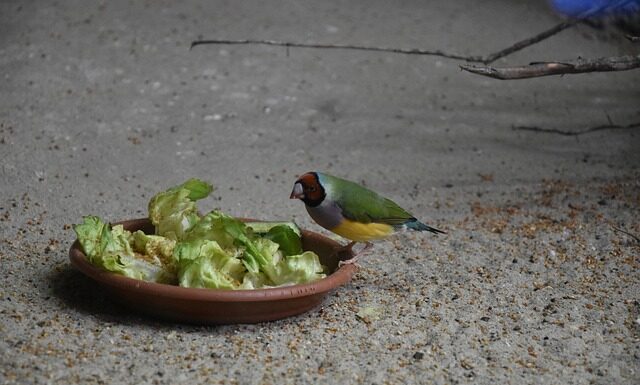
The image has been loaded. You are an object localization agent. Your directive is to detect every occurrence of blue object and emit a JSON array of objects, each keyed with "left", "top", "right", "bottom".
[{"left": 550, "top": 0, "right": 640, "bottom": 17}]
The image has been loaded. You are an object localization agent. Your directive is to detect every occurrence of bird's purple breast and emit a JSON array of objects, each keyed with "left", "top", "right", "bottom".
[{"left": 305, "top": 200, "right": 343, "bottom": 230}]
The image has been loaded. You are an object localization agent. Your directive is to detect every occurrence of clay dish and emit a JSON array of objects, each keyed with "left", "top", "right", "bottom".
[{"left": 69, "top": 218, "right": 356, "bottom": 324}]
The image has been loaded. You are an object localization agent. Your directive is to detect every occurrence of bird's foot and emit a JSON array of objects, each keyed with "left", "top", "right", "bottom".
[
  {"left": 337, "top": 242, "right": 373, "bottom": 267},
  {"left": 358, "top": 241, "right": 374, "bottom": 255},
  {"left": 336, "top": 241, "right": 357, "bottom": 267},
  {"left": 338, "top": 255, "right": 360, "bottom": 267}
]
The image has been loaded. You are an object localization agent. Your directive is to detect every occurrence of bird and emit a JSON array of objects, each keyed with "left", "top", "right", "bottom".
[{"left": 290, "top": 172, "right": 445, "bottom": 264}]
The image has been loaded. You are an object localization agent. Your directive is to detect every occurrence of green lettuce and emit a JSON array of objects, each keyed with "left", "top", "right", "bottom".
[
  {"left": 183, "top": 210, "right": 271, "bottom": 274},
  {"left": 74, "top": 216, "right": 173, "bottom": 283},
  {"left": 263, "top": 224, "right": 303, "bottom": 256},
  {"left": 179, "top": 211, "right": 325, "bottom": 287},
  {"left": 276, "top": 251, "right": 326, "bottom": 285},
  {"left": 237, "top": 251, "right": 326, "bottom": 289},
  {"left": 246, "top": 222, "right": 303, "bottom": 257},
  {"left": 130, "top": 230, "right": 178, "bottom": 282},
  {"left": 175, "top": 239, "right": 245, "bottom": 289},
  {"left": 230, "top": 231, "right": 324, "bottom": 287},
  {"left": 181, "top": 210, "right": 240, "bottom": 250},
  {"left": 246, "top": 221, "right": 301, "bottom": 237},
  {"left": 75, "top": 179, "right": 327, "bottom": 290},
  {"left": 248, "top": 238, "right": 325, "bottom": 286},
  {"left": 73, "top": 216, "right": 132, "bottom": 261},
  {"left": 148, "top": 178, "right": 213, "bottom": 241},
  {"left": 239, "top": 272, "right": 271, "bottom": 290}
]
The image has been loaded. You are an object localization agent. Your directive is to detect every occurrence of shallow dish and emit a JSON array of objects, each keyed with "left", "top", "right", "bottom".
[{"left": 69, "top": 218, "right": 356, "bottom": 324}]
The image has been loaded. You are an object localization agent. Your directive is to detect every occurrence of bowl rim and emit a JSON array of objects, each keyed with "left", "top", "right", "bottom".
[{"left": 69, "top": 217, "right": 357, "bottom": 302}]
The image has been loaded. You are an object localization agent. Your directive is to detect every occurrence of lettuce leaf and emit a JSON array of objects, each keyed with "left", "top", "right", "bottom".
[
  {"left": 246, "top": 221, "right": 301, "bottom": 237},
  {"left": 175, "top": 239, "right": 245, "bottom": 289},
  {"left": 130, "top": 230, "right": 178, "bottom": 282},
  {"left": 263, "top": 224, "right": 303, "bottom": 256},
  {"left": 74, "top": 216, "right": 172, "bottom": 283},
  {"left": 148, "top": 178, "right": 213, "bottom": 241},
  {"left": 246, "top": 221, "right": 303, "bottom": 256},
  {"left": 74, "top": 215, "right": 119, "bottom": 261},
  {"left": 239, "top": 271, "right": 271, "bottom": 290},
  {"left": 182, "top": 210, "right": 240, "bottom": 250},
  {"left": 75, "top": 179, "right": 327, "bottom": 289},
  {"left": 247, "top": 237, "right": 325, "bottom": 286},
  {"left": 180, "top": 211, "right": 325, "bottom": 287},
  {"left": 184, "top": 210, "right": 269, "bottom": 275},
  {"left": 271, "top": 251, "right": 326, "bottom": 286},
  {"left": 237, "top": 253, "right": 325, "bottom": 289}
]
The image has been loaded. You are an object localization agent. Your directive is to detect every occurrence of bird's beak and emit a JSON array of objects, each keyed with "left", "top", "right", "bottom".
[{"left": 290, "top": 182, "right": 304, "bottom": 199}]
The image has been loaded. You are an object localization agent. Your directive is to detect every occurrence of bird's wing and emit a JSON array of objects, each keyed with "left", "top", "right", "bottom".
[{"left": 334, "top": 181, "right": 414, "bottom": 226}]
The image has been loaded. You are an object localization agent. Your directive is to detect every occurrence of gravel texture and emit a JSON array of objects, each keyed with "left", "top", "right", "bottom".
[{"left": 1, "top": 1, "right": 639, "bottom": 384}]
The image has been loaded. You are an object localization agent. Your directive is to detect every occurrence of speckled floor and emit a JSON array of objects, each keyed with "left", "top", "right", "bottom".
[{"left": 1, "top": 1, "right": 639, "bottom": 384}]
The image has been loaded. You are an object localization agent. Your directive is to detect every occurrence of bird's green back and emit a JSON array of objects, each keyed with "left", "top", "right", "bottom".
[{"left": 318, "top": 173, "right": 413, "bottom": 225}]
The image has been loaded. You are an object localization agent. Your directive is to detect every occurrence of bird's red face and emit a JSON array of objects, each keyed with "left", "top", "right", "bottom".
[{"left": 290, "top": 172, "right": 325, "bottom": 207}]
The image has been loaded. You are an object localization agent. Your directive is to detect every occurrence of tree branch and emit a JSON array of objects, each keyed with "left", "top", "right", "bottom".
[
  {"left": 512, "top": 121, "right": 640, "bottom": 136},
  {"left": 460, "top": 55, "right": 640, "bottom": 79},
  {"left": 189, "top": 19, "right": 575, "bottom": 64},
  {"left": 190, "top": 38, "right": 479, "bottom": 62},
  {"left": 481, "top": 0, "right": 638, "bottom": 64},
  {"left": 189, "top": 19, "right": 579, "bottom": 65},
  {"left": 191, "top": 1, "right": 633, "bottom": 65},
  {"left": 480, "top": 21, "right": 578, "bottom": 64}
]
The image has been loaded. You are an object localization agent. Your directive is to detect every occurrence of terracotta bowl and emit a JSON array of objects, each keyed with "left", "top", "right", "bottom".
[{"left": 69, "top": 218, "right": 356, "bottom": 324}]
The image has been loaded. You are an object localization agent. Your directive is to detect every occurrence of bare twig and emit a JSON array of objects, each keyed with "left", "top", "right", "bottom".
[
  {"left": 611, "top": 225, "right": 640, "bottom": 244},
  {"left": 190, "top": 38, "right": 478, "bottom": 61},
  {"left": 190, "top": 22, "right": 635, "bottom": 70},
  {"left": 512, "top": 121, "right": 640, "bottom": 136},
  {"left": 481, "top": 0, "right": 637, "bottom": 62},
  {"left": 460, "top": 55, "right": 640, "bottom": 79},
  {"left": 191, "top": 1, "right": 632, "bottom": 65},
  {"left": 189, "top": 21, "right": 583, "bottom": 64},
  {"left": 189, "top": 21, "right": 579, "bottom": 64},
  {"left": 189, "top": 21, "right": 574, "bottom": 64},
  {"left": 480, "top": 21, "right": 578, "bottom": 64}
]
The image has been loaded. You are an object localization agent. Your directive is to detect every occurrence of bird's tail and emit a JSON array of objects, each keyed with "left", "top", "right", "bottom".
[{"left": 404, "top": 218, "right": 446, "bottom": 234}]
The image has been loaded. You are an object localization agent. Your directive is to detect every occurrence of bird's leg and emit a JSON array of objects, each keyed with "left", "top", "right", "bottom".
[
  {"left": 338, "top": 242, "right": 373, "bottom": 266},
  {"left": 342, "top": 241, "right": 358, "bottom": 254},
  {"left": 337, "top": 241, "right": 358, "bottom": 266}
]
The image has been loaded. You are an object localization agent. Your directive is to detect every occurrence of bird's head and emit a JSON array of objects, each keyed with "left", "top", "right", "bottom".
[{"left": 290, "top": 172, "right": 326, "bottom": 207}]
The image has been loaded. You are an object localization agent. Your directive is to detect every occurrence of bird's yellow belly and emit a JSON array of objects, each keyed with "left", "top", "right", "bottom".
[{"left": 330, "top": 219, "right": 394, "bottom": 242}]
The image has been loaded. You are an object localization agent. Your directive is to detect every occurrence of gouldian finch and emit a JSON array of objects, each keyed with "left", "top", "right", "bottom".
[{"left": 290, "top": 172, "right": 444, "bottom": 264}]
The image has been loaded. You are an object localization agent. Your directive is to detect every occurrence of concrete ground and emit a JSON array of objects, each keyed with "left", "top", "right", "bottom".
[{"left": 1, "top": 1, "right": 639, "bottom": 384}]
